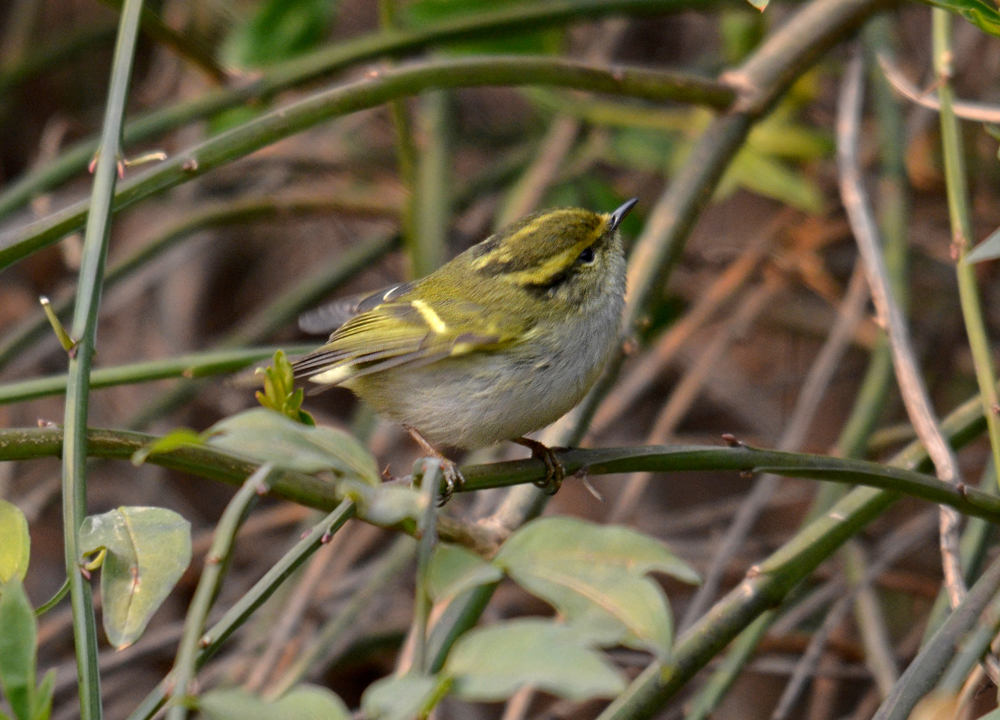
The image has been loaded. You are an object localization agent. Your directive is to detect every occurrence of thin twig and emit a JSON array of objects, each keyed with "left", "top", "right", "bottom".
[
  {"left": 590, "top": 211, "right": 786, "bottom": 438},
  {"left": 679, "top": 261, "right": 870, "bottom": 630},
  {"left": 876, "top": 53, "right": 1000, "bottom": 123},
  {"left": 836, "top": 46, "right": 966, "bottom": 609},
  {"left": 610, "top": 277, "right": 784, "bottom": 526},
  {"left": 242, "top": 529, "right": 344, "bottom": 691},
  {"left": 60, "top": 2, "right": 145, "bottom": 716}
]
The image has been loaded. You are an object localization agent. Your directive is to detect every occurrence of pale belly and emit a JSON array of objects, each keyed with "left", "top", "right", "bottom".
[{"left": 348, "top": 313, "right": 618, "bottom": 449}]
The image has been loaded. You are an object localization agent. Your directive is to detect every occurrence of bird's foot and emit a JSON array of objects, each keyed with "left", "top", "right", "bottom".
[
  {"left": 513, "top": 437, "right": 566, "bottom": 495},
  {"left": 405, "top": 425, "right": 463, "bottom": 506}
]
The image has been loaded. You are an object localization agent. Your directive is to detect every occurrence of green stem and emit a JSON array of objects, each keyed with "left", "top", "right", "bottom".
[
  {"left": 98, "top": 0, "right": 228, "bottom": 83},
  {"left": 0, "top": 192, "right": 398, "bottom": 372},
  {"left": 870, "top": 552, "right": 1000, "bottom": 720},
  {"left": 4, "top": 425, "right": 1000, "bottom": 525},
  {"left": 61, "top": 3, "right": 144, "bottom": 718},
  {"left": 595, "top": 375, "right": 988, "bottom": 720},
  {"left": 123, "top": 230, "right": 399, "bottom": 429},
  {"left": 412, "top": 90, "right": 450, "bottom": 276},
  {"left": 166, "top": 464, "right": 274, "bottom": 720},
  {"left": 264, "top": 535, "right": 416, "bottom": 699},
  {"left": 411, "top": 461, "right": 442, "bottom": 673},
  {"left": 0, "top": 345, "right": 315, "bottom": 405},
  {"left": 0, "top": 0, "right": 726, "bottom": 221},
  {"left": 34, "top": 578, "right": 70, "bottom": 616},
  {"left": 934, "top": 8, "right": 1000, "bottom": 492},
  {"left": 126, "top": 501, "right": 355, "bottom": 720},
  {"left": 0, "top": 55, "right": 733, "bottom": 272},
  {"left": 379, "top": 0, "right": 419, "bottom": 269}
]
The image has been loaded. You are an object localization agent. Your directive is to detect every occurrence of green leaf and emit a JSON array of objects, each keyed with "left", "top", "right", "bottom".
[
  {"left": 360, "top": 484, "right": 422, "bottom": 527},
  {"left": 206, "top": 408, "right": 379, "bottom": 485},
  {"left": 725, "top": 147, "right": 824, "bottom": 213},
  {"left": 0, "top": 499, "right": 30, "bottom": 583},
  {"left": 199, "top": 685, "right": 349, "bottom": 720},
  {"left": 965, "top": 225, "right": 1000, "bottom": 263},
  {"left": 131, "top": 428, "right": 205, "bottom": 466},
  {"left": 79, "top": 507, "right": 192, "bottom": 649},
  {"left": 746, "top": 0, "right": 768, "bottom": 10},
  {"left": 222, "top": 0, "right": 338, "bottom": 68},
  {"left": 922, "top": 0, "right": 1000, "bottom": 37},
  {"left": 494, "top": 517, "right": 699, "bottom": 657},
  {"left": 427, "top": 544, "right": 502, "bottom": 603},
  {"left": 0, "top": 577, "right": 36, "bottom": 720},
  {"left": 255, "top": 350, "right": 315, "bottom": 426},
  {"left": 360, "top": 674, "right": 444, "bottom": 720},
  {"left": 30, "top": 670, "right": 54, "bottom": 720},
  {"left": 444, "top": 618, "right": 626, "bottom": 701}
]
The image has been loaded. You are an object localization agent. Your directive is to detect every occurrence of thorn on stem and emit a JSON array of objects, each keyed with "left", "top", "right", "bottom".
[
  {"left": 39, "top": 296, "right": 78, "bottom": 353},
  {"left": 740, "top": 470, "right": 753, "bottom": 479},
  {"left": 320, "top": 532, "right": 333, "bottom": 544},
  {"left": 721, "top": 433, "right": 744, "bottom": 448},
  {"left": 182, "top": 158, "right": 199, "bottom": 172},
  {"left": 198, "top": 636, "right": 211, "bottom": 648},
  {"left": 80, "top": 566, "right": 92, "bottom": 580},
  {"left": 745, "top": 565, "right": 761, "bottom": 579}
]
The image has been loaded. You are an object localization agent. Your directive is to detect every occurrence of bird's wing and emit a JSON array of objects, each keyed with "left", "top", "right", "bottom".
[
  {"left": 292, "top": 288, "right": 530, "bottom": 384},
  {"left": 297, "top": 281, "right": 416, "bottom": 335}
]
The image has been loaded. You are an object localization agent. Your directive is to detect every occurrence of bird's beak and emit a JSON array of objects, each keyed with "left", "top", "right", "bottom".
[{"left": 607, "top": 197, "right": 639, "bottom": 232}]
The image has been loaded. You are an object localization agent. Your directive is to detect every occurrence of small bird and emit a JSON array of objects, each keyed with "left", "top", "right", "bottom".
[{"left": 293, "top": 198, "right": 637, "bottom": 497}]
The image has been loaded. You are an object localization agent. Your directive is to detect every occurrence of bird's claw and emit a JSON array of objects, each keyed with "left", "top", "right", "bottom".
[
  {"left": 437, "top": 461, "right": 465, "bottom": 506},
  {"left": 514, "top": 437, "right": 566, "bottom": 495}
]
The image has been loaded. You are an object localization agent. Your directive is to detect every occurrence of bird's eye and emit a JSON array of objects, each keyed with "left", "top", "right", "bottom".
[{"left": 577, "top": 246, "right": 595, "bottom": 264}]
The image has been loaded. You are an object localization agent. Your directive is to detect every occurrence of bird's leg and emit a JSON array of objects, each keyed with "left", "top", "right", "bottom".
[
  {"left": 404, "top": 425, "right": 463, "bottom": 505},
  {"left": 512, "top": 437, "right": 566, "bottom": 495}
]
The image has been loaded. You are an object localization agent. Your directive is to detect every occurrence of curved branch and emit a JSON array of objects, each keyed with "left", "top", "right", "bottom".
[
  {"left": 2, "top": 426, "right": 1000, "bottom": 524},
  {"left": 877, "top": 53, "right": 1000, "bottom": 123},
  {"left": 0, "top": 0, "right": 724, "bottom": 220},
  {"left": 0, "top": 55, "right": 733, "bottom": 272}
]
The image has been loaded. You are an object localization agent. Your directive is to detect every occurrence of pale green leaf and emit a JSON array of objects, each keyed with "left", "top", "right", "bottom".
[
  {"left": 965, "top": 226, "right": 1000, "bottom": 263},
  {"left": 360, "top": 484, "right": 422, "bottom": 526},
  {"left": 494, "top": 517, "right": 698, "bottom": 657},
  {"left": 131, "top": 428, "right": 205, "bottom": 466},
  {"left": 79, "top": 507, "right": 192, "bottom": 649},
  {"left": 0, "top": 577, "right": 36, "bottom": 720},
  {"left": 444, "top": 619, "right": 626, "bottom": 701},
  {"left": 361, "top": 674, "right": 443, "bottom": 720},
  {"left": 30, "top": 669, "right": 55, "bottom": 720},
  {"left": 427, "top": 544, "right": 502, "bottom": 603},
  {"left": 0, "top": 499, "right": 30, "bottom": 583},
  {"left": 206, "top": 408, "right": 379, "bottom": 485},
  {"left": 199, "top": 685, "right": 349, "bottom": 720},
  {"left": 746, "top": 0, "right": 768, "bottom": 10}
]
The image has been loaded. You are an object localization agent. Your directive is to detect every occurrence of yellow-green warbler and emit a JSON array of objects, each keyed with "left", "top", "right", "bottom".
[{"left": 293, "top": 199, "right": 637, "bottom": 495}]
